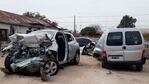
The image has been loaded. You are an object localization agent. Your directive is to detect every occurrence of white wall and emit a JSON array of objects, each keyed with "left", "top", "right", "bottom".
[
  {"left": 13, "top": 25, "right": 28, "bottom": 34},
  {"left": 0, "top": 23, "right": 29, "bottom": 45},
  {"left": 0, "top": 23, "right": 11, "bottom": 33},
  {"left": 0, "top": 23, "right": 60, "bottom": 34},
  {"left": 0, "top": 23, "right": 29, "bottom": 34}
]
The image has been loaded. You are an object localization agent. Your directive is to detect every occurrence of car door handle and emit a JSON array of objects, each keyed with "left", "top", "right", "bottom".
[{"left": 122, "top": 46, "right": 126, "bottom": 50}]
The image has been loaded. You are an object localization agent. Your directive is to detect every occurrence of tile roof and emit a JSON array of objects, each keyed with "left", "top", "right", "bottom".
[{"left": 0, "top": 10, "right": 52, "bottom": 27}]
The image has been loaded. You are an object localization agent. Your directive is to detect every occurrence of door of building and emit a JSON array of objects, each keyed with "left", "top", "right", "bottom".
[{"left": 0, "top": 29, "right": 8, "bottom": 41}]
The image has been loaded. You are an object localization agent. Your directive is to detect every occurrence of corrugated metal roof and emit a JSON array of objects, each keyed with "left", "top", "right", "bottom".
[{"left": 0, "top": 10, "right": 52, "bottom": 27}]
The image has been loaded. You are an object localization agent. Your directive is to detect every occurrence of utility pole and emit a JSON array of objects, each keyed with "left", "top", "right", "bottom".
[
  {"left": 74, "top": 15, "right": 76, "bottom": 35},
  {"left": 80, "top": 25, "right": 82, "bottom": 30}
]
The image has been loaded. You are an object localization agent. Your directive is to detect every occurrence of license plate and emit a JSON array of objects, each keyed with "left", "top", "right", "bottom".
[{"left": 112, "top": 56, "right": 119, "bottom": 59}]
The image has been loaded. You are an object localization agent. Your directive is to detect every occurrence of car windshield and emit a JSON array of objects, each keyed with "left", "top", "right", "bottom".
[{"left": 29, "top": 30, "right": 55, "bottom": 40}]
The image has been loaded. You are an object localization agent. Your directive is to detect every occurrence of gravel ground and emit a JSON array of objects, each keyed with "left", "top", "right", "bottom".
[{"left": 0, "top": 53, "right": 149, "bottom": 84}]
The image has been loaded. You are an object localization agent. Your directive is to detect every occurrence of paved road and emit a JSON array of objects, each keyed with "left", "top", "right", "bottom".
[{"left": 0, "top": 54, "right": 149, "bottom": 84}]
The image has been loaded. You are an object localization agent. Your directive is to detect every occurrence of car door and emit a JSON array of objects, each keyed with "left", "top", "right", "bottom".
[
  {"left": 54, "top": 32, "right": 69, "bottom": 64},
  {"left": 65, "top": 33, "right": 76, "bottom": 61},
  {"left": 124, "top": 31, "right": 144, "bottom": 61},
  {"left": 105, "top": 32, "right": 125, "bottom": 61}
]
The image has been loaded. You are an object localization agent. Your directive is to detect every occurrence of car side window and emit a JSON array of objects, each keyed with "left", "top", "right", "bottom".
[{"left": 65, "top": 34, "right": 74, "bottom": 42}]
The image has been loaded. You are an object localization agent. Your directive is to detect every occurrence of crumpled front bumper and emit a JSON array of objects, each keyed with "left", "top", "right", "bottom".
[{"left": 11, "top": 57, "right": 44, "bottom": 73}]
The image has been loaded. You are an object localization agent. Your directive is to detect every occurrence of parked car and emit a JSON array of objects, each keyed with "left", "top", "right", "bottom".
[
  {"left": 76, "top": 37, "right": 92, "bottom": 47},
  {"left": 92, "top": 44, "right": 102, "bottom": 60},
  {"left": 76, "top": 37, "right": 95, "bottom": 55},
  {"left": 98, "top": 28, "right": 146, "bottom": 71},
  {"left": 76, "top": 37, "right": 92, "bottom": 54},
  {"left": 82, "top": 42, "right": 95, "bottom": 56},
  {"left": 1, "top": 29, "right": 80, "bottom": 81}
]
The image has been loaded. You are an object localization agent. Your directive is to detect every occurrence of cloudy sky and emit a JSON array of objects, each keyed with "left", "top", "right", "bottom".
[{"left": 0, "top": 0, "right": 149, "bottom": 31}]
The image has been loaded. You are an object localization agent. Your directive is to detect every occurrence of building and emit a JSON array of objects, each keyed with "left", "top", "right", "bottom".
[{"left": 0, "top": 10, "right": 59, "bottom": 48}]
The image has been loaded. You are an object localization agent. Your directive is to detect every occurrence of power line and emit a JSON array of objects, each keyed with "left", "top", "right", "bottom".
[
  {"left": 77, "top": 14, "right": 149, "bottom": 18},
  {"left": 56, "top": 20, "right": 149, "bottom": 24},
  {"left": 50, "top": 16, "right": 73, "bottom": 19},
  {"left": 58, "top": 21, "right": 149, "bottom": 23},
  {"left": 50, "top": 14, "right": 149, "bottom": 19}
]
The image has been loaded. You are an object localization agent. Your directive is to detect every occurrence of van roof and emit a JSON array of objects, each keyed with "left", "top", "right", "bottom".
[{"left": 106, "top": 28, "right": 141, "bottom": 32}]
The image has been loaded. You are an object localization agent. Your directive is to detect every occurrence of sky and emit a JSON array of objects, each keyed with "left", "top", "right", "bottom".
[{"left": 0, "top": 0, "right": 149, "bottom": 31}]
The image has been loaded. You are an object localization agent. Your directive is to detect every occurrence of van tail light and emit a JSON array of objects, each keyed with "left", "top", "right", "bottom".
[
  {"left": 102, "top": 51, "right": 107, "bottom": 58},
  {"left": 142, "top": 49, "right": 146, "bottom": 59}
]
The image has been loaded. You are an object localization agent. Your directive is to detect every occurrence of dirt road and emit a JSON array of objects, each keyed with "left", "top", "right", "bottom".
[{"left": 0, "top": 55, "right": 149, "bottom": 84}]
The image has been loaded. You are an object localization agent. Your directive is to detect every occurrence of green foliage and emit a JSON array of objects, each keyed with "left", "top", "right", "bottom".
[
  {"left": 143, "top": 33, "right": 149, "bottom": 41},
  {"left": 80, "top": 27, "right": 96, "bottom": 36},
  {"left": 117, "top": 15, "right": 137, "bottom": 28},
  {"left": 23, "top": 12, "right": 46, "bottom": 20}
]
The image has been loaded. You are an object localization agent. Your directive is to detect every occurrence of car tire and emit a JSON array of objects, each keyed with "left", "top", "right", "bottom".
[
  {"left": 101, "top": 60, "right": 108, "bottom": 68},
  {"left": 4, "top": 55, "right": 13, "bottom": 72},
  {"left": 72, "top": 52, "right": 80, "bottom": 65},
  {"left": 136, "top": 65, "right": 143, "bottom": 71},
  {"left": 142, "top": 58, "right": 146, "bottom": 64},
  {"left": 82, "top": 49, "right": 87, "bottom": 55},
  {"left": 93, "top": 53, "right": 101, "bottom": 61},
  {"left": 49, "top": 60, "right": 59, "bottom": 76},
  {"left": 41, "top": 56, "right": 59, "bottom": 78}
]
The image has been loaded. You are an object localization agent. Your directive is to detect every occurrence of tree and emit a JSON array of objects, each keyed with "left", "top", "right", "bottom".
[
  {"left": 80, "top": 24, "right": 102, "bottom": 36},
  {"left": 80, "top": 26, "right": 96, "bottom": 36},
  {"left": 23, "top": 12, "right": 46, "bottom": 20},
  {"left": 89, "top": 24, "right": 102, "bottom": 32},
  {"left": 117, "top": 15, "right": 137, "bottom": 28},
  {"left": 23, "top": 12, "right": 58, "bottom": 27}
]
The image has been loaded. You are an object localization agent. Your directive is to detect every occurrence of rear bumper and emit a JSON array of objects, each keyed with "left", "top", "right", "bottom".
[{"left": 107, "top": 60, "right": 144, "bottom": 65}]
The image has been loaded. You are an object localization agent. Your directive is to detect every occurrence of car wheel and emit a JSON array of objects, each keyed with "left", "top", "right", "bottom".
[
  {"left": 142, "top": 58, "right": 146, "bottom": 64},
  {"left": 41, "top": 59, "right": 59, "bottom": 77},
  {"left": 72, "top": 52, "right": 80, "bottom": 65},
  {"left": 93, "top": 53, "right": 101, "bottom": 61},
  {"left": 136, "top": 65, "right": 143, "bottom": 71},
  {"left": 101, "top": 60, "right": 108, "bottom": 68},
  {"left": 82, "top": 49, "right": 87, "bottom": 55},
  {"left": 4, "top": 55, "right": 13, "bottom": 72}
]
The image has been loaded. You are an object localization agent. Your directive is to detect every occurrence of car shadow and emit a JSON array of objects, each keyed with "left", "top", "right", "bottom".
[
  {"left": 0, "top": 67, "right": 41, "bottom": 77},
  {"left": 106, "top": 64, "right": 141, "bottom": 72}
]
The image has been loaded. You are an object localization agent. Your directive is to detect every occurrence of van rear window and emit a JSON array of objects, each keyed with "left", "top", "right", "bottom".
[
  {"left": 125, "top": 31, "right": 142, "bottom": 45},
  {"left": 107, "top": 32, "right": 123, "bottom": 46}
]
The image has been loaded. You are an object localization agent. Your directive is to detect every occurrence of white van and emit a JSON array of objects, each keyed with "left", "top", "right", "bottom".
[{"left": 98, "top": 28, "right": 146, "bottom": 71}]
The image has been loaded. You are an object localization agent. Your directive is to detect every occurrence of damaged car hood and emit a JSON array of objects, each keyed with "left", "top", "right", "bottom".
[{"left": 9, "top": 31, "right": 52, "bottom": 47}]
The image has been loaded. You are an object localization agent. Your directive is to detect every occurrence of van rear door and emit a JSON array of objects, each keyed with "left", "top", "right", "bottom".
[
  {"left": 105, "top": 32, "right": 124, "bottom": 61},
  {"left": 124, "top": 31, "right": 144, "bottom": 61}
]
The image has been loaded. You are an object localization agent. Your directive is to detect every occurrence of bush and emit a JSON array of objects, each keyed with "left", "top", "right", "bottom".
[
  {"left": 143, "top": 33, "right": 149, "bottom": 41},
  {"left": 80, "top": 27, "right": 96, "bottom": 36}
]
